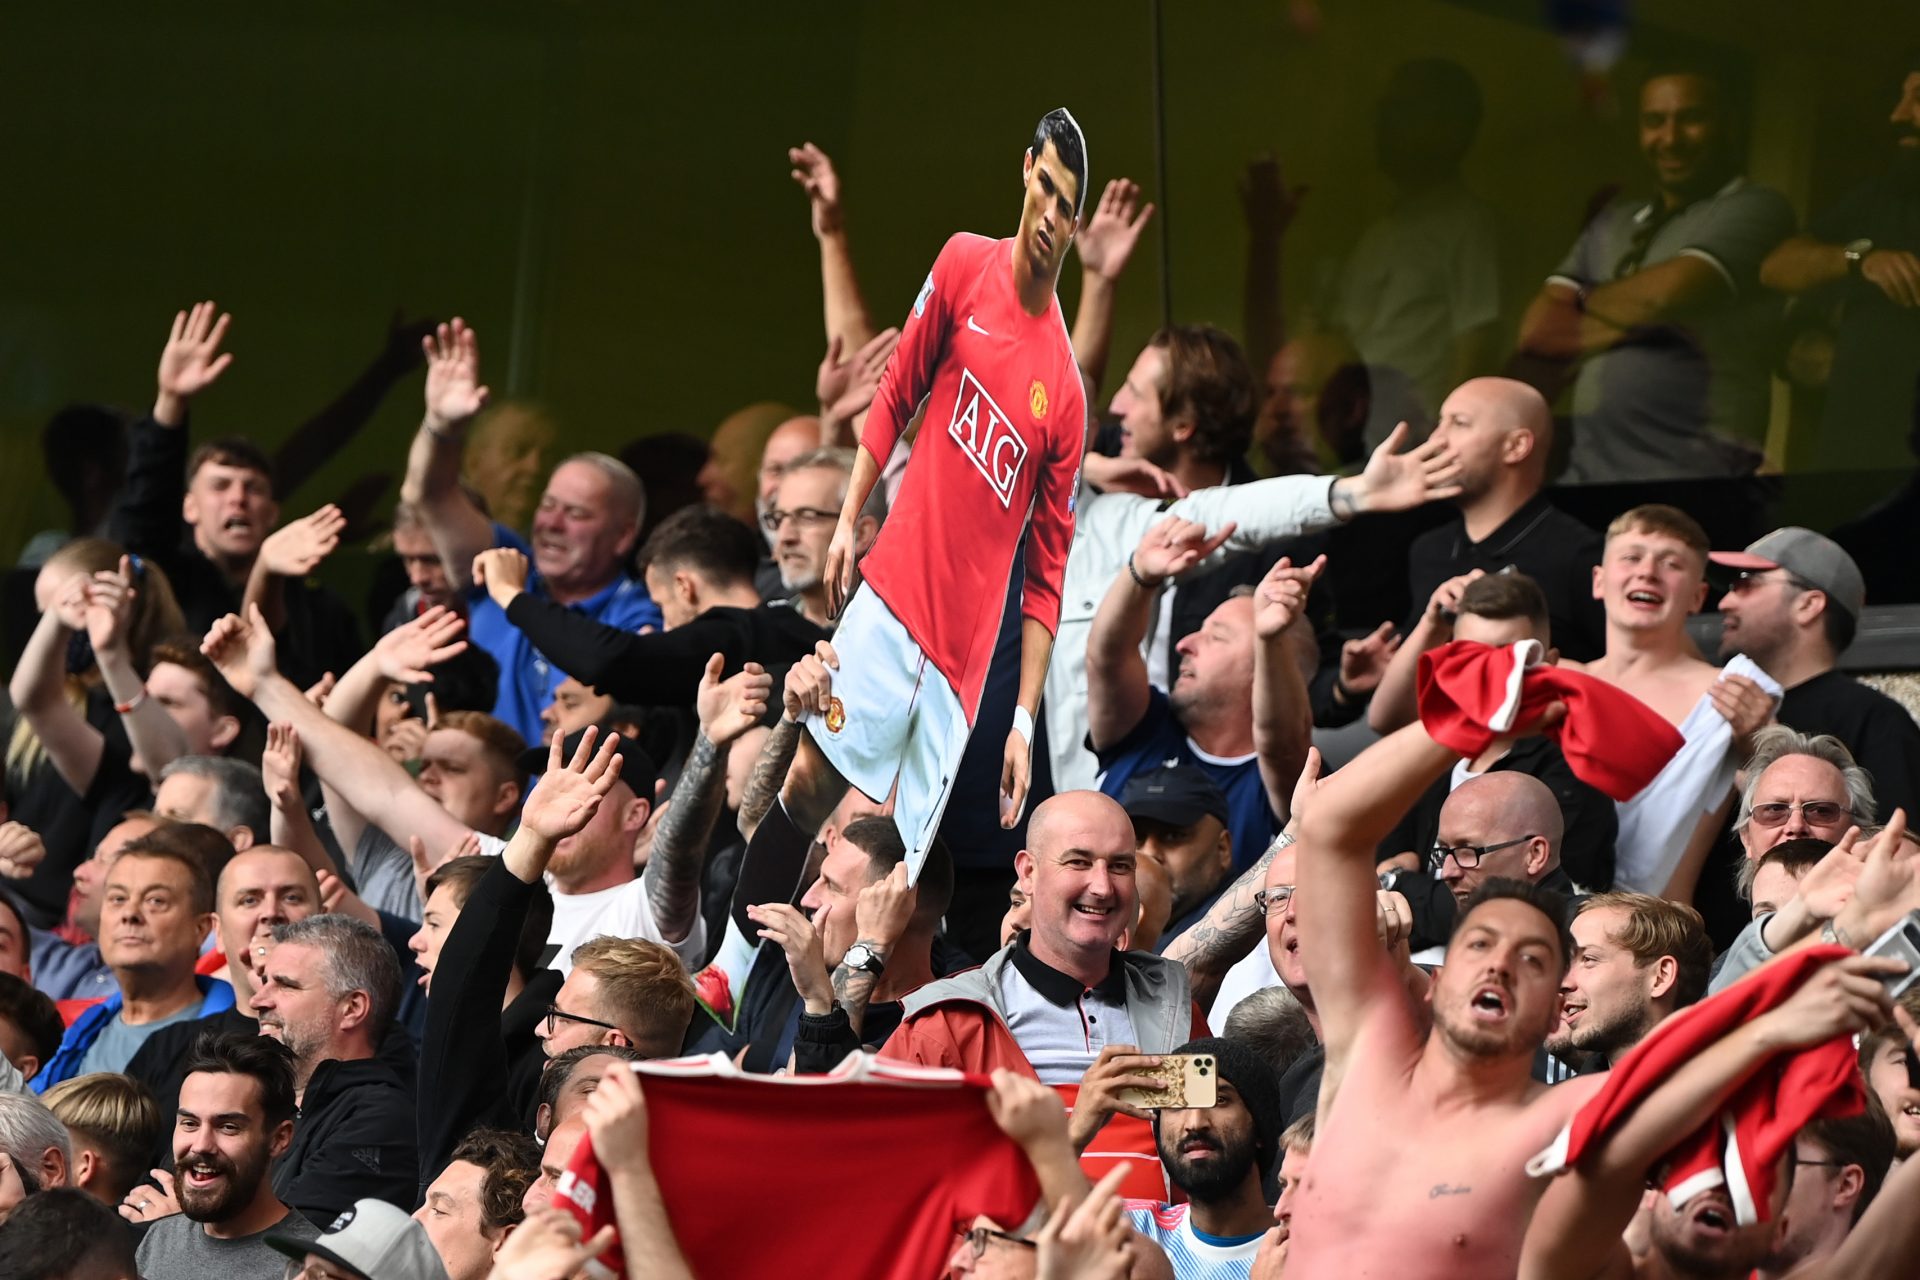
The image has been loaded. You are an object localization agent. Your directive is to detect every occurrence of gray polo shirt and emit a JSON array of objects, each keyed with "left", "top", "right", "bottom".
[
  {"left": 1548, "top": 176, "right": 1795, "bottom": 483},
  {"left": 996, "top": 939, "right": 1138, "bottom": 1085}
]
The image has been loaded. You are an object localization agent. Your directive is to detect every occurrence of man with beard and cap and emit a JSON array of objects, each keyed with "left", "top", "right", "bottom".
[
  {"left": 1761, "top": 55, "right": 1920, "bottom": 476},
  {"left": 133, "top": 1032, "right": 320, "bottom": 1280},
  {"left": 1123, "top": 1036, "right": 1283, "bottom": 1278}
]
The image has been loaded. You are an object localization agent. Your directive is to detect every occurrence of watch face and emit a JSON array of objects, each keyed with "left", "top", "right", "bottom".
[
  {"left": 845, "top": 945, "right": 873, "bottom": 969},
  {"left": 1845, "top": 237, "right": 1874, "bottom": 257}
]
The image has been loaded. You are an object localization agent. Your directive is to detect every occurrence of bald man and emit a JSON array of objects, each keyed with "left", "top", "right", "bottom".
[
  {"left": 1400, "top": 376, "right": 1606, "bottom": 663},
  {"left": 1377, "top": 771, "right": 1579, "bottom": 957}
]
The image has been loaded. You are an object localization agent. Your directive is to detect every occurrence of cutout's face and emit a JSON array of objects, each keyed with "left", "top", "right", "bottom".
[{"left": 1016, "top": 139, "right": 1081, "bottom": 281}]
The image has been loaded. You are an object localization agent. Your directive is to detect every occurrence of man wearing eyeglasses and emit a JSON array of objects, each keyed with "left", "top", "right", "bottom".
[
  {"left": 767, "top": 449, "right": 883, "bottom": 630},
  {"left": 1755, "top": 1105, "right": 1898, "bottom": 1280},
  {"left": 945, "top": 1215, "right": 1036, "bottom": 1278},
  {"left": 1714, "top": 527, "right": 1920, "bottom": 819}
]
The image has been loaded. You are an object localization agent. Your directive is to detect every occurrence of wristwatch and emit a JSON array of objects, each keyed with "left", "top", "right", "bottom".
[
  {"left": 1843, "top": 238, "right": 1874, "bottom": 277},
  {"left": 842, "top": 942, "right": 887, "bottom": 976}
]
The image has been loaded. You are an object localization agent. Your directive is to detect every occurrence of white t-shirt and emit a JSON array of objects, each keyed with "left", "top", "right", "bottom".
[{"left": 547, "top": 869, "right": 706, "bottom": 975}]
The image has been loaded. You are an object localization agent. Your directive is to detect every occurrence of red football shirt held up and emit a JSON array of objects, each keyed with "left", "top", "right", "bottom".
[{"left": 860, "top": 232, "right": 1086, "bottom": 724}]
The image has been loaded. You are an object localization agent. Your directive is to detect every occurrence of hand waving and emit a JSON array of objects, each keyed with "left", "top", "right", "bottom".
[
  {"left": 155, "top": 302, "right": 234, "bottom": 423},
  {"left": 1354, "top": 422, "right": 1465, "bottom": 513},
  {"left": 521, "top": 727, "right": 624, "bottom": 843},
  {"left": 1076, "top": 178, "right": 1155, "bottom": 282},
  {"left": 422, "top": 318, "right": 489, "bottom": 432},
  {"left": 260, "top": 722, "right": 304, "bottom": 812},
  {"left": 789, "top": 141, "right": 846, "bottom": 238},
  {"left": 817, "top": 327, "right": 901, "bottom": 432},
  {"left": 374, "top": 604, "right": 469, "bottom": 684},
  {"left": 696, "top": 654, "right": 772, "bottom": 746},
  {"left": 199, "top": 603, "right": 279, "bottom": 700},
  {"left": 1240, "top": 154, "right": 1308, "bottom": 240},
  {"left": 83, "top": 557, "right": 140, "bottom": 656},
  {"left": 1252, "top": 555, "right": 1327, "bottom": 640},
  {"left": 259, "top": 504, "right": 346, "bottom": 579}
]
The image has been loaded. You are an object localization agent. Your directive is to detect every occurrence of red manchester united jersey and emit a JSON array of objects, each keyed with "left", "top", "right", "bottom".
[{"left": 859, "top": 232, "right": 1085, "bottom": 724}]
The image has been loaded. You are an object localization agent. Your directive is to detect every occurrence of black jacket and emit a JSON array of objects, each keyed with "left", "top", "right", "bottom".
[
  {"left": 502, "top": 594, "right": 826, "bottom": 707},
  {"left": 275, "top": 1056, "right": 418, "bottom": 1225}
]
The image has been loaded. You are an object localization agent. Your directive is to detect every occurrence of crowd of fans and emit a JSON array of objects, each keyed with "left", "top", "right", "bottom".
[{"left": 0, "top": 51, "right": 1919, "bottom": 1280}]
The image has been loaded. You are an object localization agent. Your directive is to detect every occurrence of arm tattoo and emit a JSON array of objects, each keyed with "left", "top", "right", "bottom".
[
  {"left": 1164, "top": 839, "right": 1279, "bottom": 999},
  {"left": 738, "top": 718, "right": 802, "bottom": 841},
  {"left": 831, "top": 941, "right": 887, "bottom": 1038},
  {"left": 648, "top": 732, "right": 726, "bottom": 936}
]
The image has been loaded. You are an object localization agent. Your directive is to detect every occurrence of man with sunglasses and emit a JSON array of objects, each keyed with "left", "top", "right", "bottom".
[{"left": 1714, "top": 527, "right": 1920, "bottom": 818}]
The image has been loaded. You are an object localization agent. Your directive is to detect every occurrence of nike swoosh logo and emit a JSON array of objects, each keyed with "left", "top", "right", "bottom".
[{"left": 967, "top": 315, "right": 990, "bottom": 336}]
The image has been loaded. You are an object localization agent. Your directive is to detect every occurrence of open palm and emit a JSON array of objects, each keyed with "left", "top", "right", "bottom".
[
  {"left": 522, "top": 728, "right": 623, "bottom": 841},
  {"left": 422, "top": 318, "right": 490, "bottom": 428}
]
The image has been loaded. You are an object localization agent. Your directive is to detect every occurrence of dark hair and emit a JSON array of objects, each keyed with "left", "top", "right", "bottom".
[
  {"left": 1029, "top": 108, "right": 1089, "bottom": 214},
  {"left": 186, "top": 436, "right": 277, "bottom": 497},
  {"left": 181, "top": 1030, "right": 297, "bottom": 1129},
  {"left": 538, "top": 1043, "right": 644, "bottom": 1127},
  {"left": 1458, "top": 572, "right": 1551, "bottom": 640},
  {"left": 1737, "top": 836, "right": 1834, "bottom": 901},
  {"left": 636, "top": 504, "right": 762, "bottom": 588},
  {"left": 0, "top": 972, "right": 65, "bottom": 1076},
  {"left": 841, "top": 817, "right": 955, "bottom": 923},
  {"left": 425, "top": 855, "right": 554, "bottom": 979},
  {"left": 1386, "top": 58, "right": 1484, "bottom": 159},
  {"left": 0, "top": 1187, "right": 140, "bottom": 1280},
  {"left": 110, "top": 832, "right": 217, "bottom": 916},
  {"left": 1453, "top": 878, "right": 1574, "bottom": 971},
  {"left": 1801, "top": 1093, "right": 1897, "bottom": 1226},
  {"left": 148, "top": 639, "right": 250, "bottom": 727},
  {"left": 1148, "top": 326, "right": 1258, "bottom": 469},
  {"left": 0, "top": 889, "right": 30, "bottom": 963},
  {"left": 449, "top": 1127, "right": 543, "bottom": 1236},
  {"left": 406, "top": 645, "right": 501, "bottom": 718},
  {"left": 1171, "top": 1036, "right": 1285, "bottom": 1176}
]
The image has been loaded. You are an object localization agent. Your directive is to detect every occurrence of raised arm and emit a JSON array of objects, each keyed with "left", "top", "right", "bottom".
[
  {"left": 790, "top": 142, "right": 874, "bottom": 355},
  {"left": 1070, "top": 179, "right": 1154, "bottom": 396},
  {"left": 1239, "top": 156, "right": 1306, "bottom": 382},
  {"left": 324, "top": 605, "right": 469, "bottom": 734},
  {"left": 1296, "top": 722, "right": 1465, "bottom": 1062},
  {"left": 241, "top": 503, "right": 346, "bottom": 632},
  {"left": 398, "top": 319, "right": 497, "bottom": 588},
  {"left": 580, "top": 1064, "right": 698, "bottom": 1280},
  {"left": 647, "top": 657, "right": 771, "bottom": 940},
  {"left": 1520, "top": 954, "right": 1900, "bottom": 1280},
  {"left": 271, "top": 313, "right": 432, "bottom": 498},
  {"left": 1085, "top": 517, "right": 1235, "bottom": 752},
  {"left": 260, "top": 722, "right": 336, "bottom": 876},
  {"left": 109, "top": 303, "right": 234, "bottom": 554},
  {"left": 202, "top": 604, "right": 472, "bottom": 858},
  {"left": 86, "top": 559, "right": 189, "bottom": 782},
  {"left": 1369, "top": 570, "right": 1483, "bottom": 734},
  {"left": 816, "top": 328, "right": 901, "bottom": 449},
  {"left": 1250, "top": 556, "right": 1323, "bottom": 825},
  {"left": 8, "top": 577, "right": 104, "bottom": 796}
]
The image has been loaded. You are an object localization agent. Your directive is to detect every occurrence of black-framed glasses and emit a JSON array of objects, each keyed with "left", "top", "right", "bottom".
[
  {"left": 1254, "top": 885, "right": 1296, "bottom": 915},
  {"left": 540, "top": 1005, "right": 623, "bottom": 1037},
  {"left": 1431, "top": 835, "right": 1538, "bottom": 871},
  {"left": 1788, "top": 1150, "right": 1846, "bottom": 1179},
  {"left": 759, "top": 506, "right": 838, "bottom": 534},
  {"left": 1749, "top": 801, "right": 1852, "bottom": 828},
  {"left": 964, "top": 1227, "right": 1036, "bottom": 1258}
]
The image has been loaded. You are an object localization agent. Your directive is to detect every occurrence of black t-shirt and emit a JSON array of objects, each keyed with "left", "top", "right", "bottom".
[
  {"left": 1778, "top": 669, "right": 1920, "bottom": 821},
  {"left": 1405, "top": 497, "right": 1607, "bottom": 662},
  {"left": 1808, "top": 170, "right": 1920, "bottom": 471}
]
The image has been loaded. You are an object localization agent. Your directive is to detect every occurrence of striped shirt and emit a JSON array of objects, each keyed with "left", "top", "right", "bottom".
[{"left": 1124, "top": 1203, "right": 1263, "bottom": 1279}]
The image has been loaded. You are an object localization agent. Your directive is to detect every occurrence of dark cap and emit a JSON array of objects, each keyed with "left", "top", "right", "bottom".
[
  {"left": 519, "top": 726, "right": 656, "bottom": 802},
  {"left": 1119, "top": 765, "right": 1230, "bottom": 829},
  {"left": 1710, "top": 527, "right": 1866, "bottom": 624}
]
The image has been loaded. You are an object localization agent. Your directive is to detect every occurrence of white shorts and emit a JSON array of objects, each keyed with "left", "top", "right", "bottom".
[{"left": 805, "top": 586, "right": 972, "bottom": 883}]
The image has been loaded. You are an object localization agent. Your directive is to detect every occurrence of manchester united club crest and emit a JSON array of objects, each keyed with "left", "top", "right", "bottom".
[
  {"left": 1029, "top": 379, "right": 1049, "bottom": 421},
  {"left": 825, "top": 697, "right": 847, "bottom": 734}
]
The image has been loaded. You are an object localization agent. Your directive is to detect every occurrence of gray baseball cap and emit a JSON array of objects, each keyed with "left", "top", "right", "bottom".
[
  {"left": 267, "top": 1199, "right": 450, "bottom": 1280},
  {"left": 1710, "top": 527, "right": 1866, "bottom": 622}
]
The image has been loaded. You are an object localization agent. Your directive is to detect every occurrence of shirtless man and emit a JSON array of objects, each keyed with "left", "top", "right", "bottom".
[
  {"left": 1574, "top": 505, "right": 1776, "bottom": 898},
  {"left": 1283, "top": 717, "right": 1606, "bottom": 1279}
]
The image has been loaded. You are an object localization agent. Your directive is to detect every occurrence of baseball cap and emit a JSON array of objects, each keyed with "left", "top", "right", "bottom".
[
  {"left": 1119, "top": 765, "right": 1230, "bottom": 829},
  {"left": 519, "top": 725, "right": 657, "bottom": 802},
  {"left": 267, "top": 1199, "right": 450, "bottom": 1280},
  {"left": 1709, "top": 527, "right": 1867, "bottom": 622}
]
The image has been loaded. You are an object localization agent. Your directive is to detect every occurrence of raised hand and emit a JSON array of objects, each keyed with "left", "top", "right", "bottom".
[
  {"left": 491, "top": 1205, "right": 619, "bottom": 1280},
  {"left": 0, "top": 823, "right": 47, "bottom": 879},
  {"left": 1349, "top": 422, "right": 1465, "bottom": 513},
  {"left": 472, "top": 547, "right": 531, "bottom": 611},
  {"left": 50, "top": 573, "right": 91, "bottom": 632},
  {"left": 1252, "top": 555, "right": 1327, "bottom": 640},
  {"left": 155, "top": 302, "right": 234, "bottom": 424},
  {"left": 421, "top": 318, "right": 489, "bottom": 432},
  {"left": 1284, "top": 747, "right": 1324, "bottom": 835},
  {"left": 789, "top": 141, "right": 846, "bottom": 238},
  {"left": 521, "top": 727, "right": 624, "bottom": 843},
  {"left": 696, "top": 654, "right": 771, "bottom": 746},
  {"left": 1835, "top": 809, "right": 1920, "bottom": 942},
  {"left": 259, "top": 504, "right": 346, "bottom": 579},
  {"left": 1036, "top": 1165, "right": 1135, "bottom": 1280},
  {"left": 260, "top": 722, "right": 305, "bottom": 812},
  {"left": 1131, "top": 515, "right": 1239, "bottom": 583},
  {"left": 745, "top": 900, "right": 833, "bottom": 1013},
  {"left": 199, "top": 603, "right": 279, "bottom": 700},
  {"left": 410, "top": 829, "right": 482, "bottom": 905},
  {"left": 1240, "top": 154, "right": 1308, "bottom": 241},
  {"left": 783, "top": 641, "right": 841, "bottom": 722},
  {"left": 374, "top": 604, "right": 469, "bottom": 684},
  {"left": 1338, "top": 621, "right": 1402, "bottom": 699},
  {"left": 818, "top": 327, "right": 901, "bottom": 429},
  {"left": 83, "top": 557, "right": 140, "bottom": 655},
  {"left": 1076, "top": 178, "right": 1156, "bottom": 282},
  {"left": 303, "top": 671, "right": 336, "bottom": 709}
]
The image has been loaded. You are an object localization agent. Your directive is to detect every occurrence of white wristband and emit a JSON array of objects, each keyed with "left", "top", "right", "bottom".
[{"left": 1011, "top": 705, "right": 1034, "bottom": 746}]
